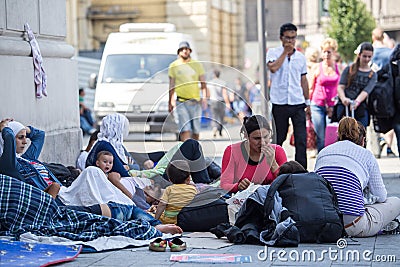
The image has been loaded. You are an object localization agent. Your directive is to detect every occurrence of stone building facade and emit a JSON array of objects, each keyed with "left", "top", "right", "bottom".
[
  {"left": 280, "top": 0, "right": 400, "bottom": 47},
  {"left": 66, "top": 0, "right": 244, "bottom": 69},
  {"left": 0, "top": 0, "right": 81, "bottom": 165}
]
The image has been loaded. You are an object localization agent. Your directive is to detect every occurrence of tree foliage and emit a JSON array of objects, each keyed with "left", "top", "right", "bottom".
[{"left": 328, "top": 0, "right": 376, "bottom": 62}]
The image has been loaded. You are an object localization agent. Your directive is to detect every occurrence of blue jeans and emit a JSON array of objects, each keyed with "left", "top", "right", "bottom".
[
  {"left": 66, "top": 202, "right": 161, "bottom": 226},
  {"left": 108, "top": 202, "right": 160, "bottom": 226},
  {"left": 82, "top": 109, "right": 95, "bottom": 126},
  {"left": 80, "top": 116, "right": 94, "bottom": 134},
  {"left": 311, "top": 104, "right": 328, "bottom": 152}
]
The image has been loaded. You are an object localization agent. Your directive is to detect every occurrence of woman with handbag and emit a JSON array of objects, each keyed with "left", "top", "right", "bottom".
[
  {"left": 336, "top": 42, "right": 377, "bottom": 127},
  {"left": 309, "top": 38, "right": 340, "bottom": 152}
]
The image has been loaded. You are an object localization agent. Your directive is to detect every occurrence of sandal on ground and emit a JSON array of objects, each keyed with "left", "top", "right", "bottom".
[
  {"left": 168, "top": 237, "right": 187, "bottom": 252},
  {"left": 149, "top": 238, "right": 167, "bottom": 252}
]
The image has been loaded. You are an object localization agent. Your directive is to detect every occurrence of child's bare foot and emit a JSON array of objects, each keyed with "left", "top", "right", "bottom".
[
  {"left": 155, "top": 224, "right": 183, "bottom": 234},
  {"left": 44, "top": 183, "right": 61, "bottom": 199}
]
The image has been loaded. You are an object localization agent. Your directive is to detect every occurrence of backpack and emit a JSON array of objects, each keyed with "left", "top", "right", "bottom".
[
  {"left": 372, "top": 116, "right": 393, "bottom": 134},
  {"left": 392, "top": 60, "right": 400, "bottom": 111},
  {"left": 263, "top": 172, "right": 344, "bottom": 243},
  {"left": 43, "top": 162, "right": 80, "bottom": 187},
  {"left": 367, "top": 64, "right": 396, "bottom": 118},
  {"left": 211, "top": 186, "right": 300, "bottom": 246},
  {"left": 177, "top": 187, "right": 229, "bottom": 232}
]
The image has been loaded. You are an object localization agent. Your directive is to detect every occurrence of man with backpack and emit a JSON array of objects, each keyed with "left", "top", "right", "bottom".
[
  {"left": 388, "top": 44, "right": 400, "bottom": 159},
  {"left": 370, "top": 28, "right": 396, "bottom": 158}
]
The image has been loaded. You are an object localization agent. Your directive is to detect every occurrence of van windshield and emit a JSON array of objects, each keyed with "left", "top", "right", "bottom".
[{"left": 102, "top": 54, "right": 177, "bottom": 83}]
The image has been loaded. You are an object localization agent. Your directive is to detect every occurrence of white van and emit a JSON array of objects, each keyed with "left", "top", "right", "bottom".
[{"left": 91, "top": 23, "right": 196, "bottom": 136}]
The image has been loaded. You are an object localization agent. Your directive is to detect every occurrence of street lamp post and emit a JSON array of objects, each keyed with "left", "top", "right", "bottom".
[{"left": 257, "top": 0, "right": 268, "bottom": 118}]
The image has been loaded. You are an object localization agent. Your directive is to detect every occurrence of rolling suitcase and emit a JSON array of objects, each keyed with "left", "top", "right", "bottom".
[
  {"left": 324, "top": 122, "right": 339, "bottom": 147},
  {"left": 324, "top": 104, "right": 354, "bottom": 147}
]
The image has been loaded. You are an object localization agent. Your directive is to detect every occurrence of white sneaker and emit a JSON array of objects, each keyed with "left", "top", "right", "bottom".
[{"left": 382, "top": 220, "right": 400, "bottom": 234}]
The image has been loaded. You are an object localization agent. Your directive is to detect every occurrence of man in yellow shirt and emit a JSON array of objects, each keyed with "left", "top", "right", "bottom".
[{"left": 168, "top": 41, "right": 209, "bottom": 141}]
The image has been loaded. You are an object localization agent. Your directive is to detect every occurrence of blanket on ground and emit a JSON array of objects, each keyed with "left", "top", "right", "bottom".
[{"left": 0, "top": 174, "right": 161, "bottom": 241}]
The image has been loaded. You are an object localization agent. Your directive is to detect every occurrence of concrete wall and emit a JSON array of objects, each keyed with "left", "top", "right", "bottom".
[{"left": 0, "top": 0, "right": 81, "bottom": 165}]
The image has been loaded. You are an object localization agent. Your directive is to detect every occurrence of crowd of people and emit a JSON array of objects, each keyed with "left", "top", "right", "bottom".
[
  {"left": 1, "top": 22, "right": 400, "bottom": 246},
  {"left": 304, "top": 25, "right": 400, "bottom": 160}
]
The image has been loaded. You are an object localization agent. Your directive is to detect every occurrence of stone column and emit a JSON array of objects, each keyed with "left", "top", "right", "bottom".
[{"left": 0, "top": 0, "right": 82, "bottom": 165}]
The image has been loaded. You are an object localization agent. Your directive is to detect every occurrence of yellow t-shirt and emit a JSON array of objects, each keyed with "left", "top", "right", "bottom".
[
  {"left": 160, "top": 184, "right": 197, "bottom": 224},
  {"left": 168, "top": 59, "right": 205, "bottom": 101}
]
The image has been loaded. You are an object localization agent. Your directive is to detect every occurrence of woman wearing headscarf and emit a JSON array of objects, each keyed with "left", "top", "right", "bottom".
[
  {"left": 85, "top": 114, "right": 213, "bottom": 209},
  {"left": 0, "top": 118, "right": 183, "bottom": 234},
  {"left": 0, "top": 118, "right": 133, "bottom": 207},
  {"left": 85, "top": 113, "right": 152, "bottom": 209},
  {"left": 0, "top": 118, "right": 59, "bottom": 190},
  {"left": 86, "top": 113, "right": 136, "bottom": 177}
]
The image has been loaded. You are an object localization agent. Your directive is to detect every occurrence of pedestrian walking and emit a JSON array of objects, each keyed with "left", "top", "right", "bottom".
[
  {"left": 309, "top": 38, "right": 340, "bottom": 152},
  {"left": 371, "top": 27, "right": 396, "bottom": 158},
  {"left": 208, "top": 69, "right": 230, "bottom": 137},
  {"left": 336, "top": 42, "right": 377, "bottom": 128},
  {"left": 266, "top": 23, "right": 310, "bottom": 168},
  {"left": 168, "top": 41, "right": 209, "bottom": 141}
]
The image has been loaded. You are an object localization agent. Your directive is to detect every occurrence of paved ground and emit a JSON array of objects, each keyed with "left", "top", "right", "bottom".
[{"left": 68, "top": 121, "right": 399, "bottom": 267}]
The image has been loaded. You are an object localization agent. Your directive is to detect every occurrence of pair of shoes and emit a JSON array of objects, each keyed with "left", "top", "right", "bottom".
[
  {"left": 149, "top": 237, "right": 186, "bottom": 252},
  {"left": 381, "top": 220, "right": 400, "bottom": 235}
]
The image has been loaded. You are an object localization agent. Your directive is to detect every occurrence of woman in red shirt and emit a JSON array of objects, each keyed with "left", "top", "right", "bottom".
[{"left": 220, "top": 115, "right": 287, "bottom": 193}]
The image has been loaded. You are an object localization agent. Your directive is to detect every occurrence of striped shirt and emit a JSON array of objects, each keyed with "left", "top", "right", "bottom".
[
  {"left": 28, "top": 160, "right": 52, "bottom": 185},
  {"left": 18, "top": 156, "right": 52, "bottom": 186},
  {"left": 316, "top": 166, "right": 365, "bottom": 216},
  {"left": 314, "top": 140, "right": 387, "bottom": 202}
]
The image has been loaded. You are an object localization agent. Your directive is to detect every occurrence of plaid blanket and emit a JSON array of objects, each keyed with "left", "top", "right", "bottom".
[{"left": 0, "top": 174, "right": 161, "bottom": 241}]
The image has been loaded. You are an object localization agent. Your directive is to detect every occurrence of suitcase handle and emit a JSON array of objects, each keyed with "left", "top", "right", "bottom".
[{"left": 345, "top": 101, "right": 355, "bottom": 118}]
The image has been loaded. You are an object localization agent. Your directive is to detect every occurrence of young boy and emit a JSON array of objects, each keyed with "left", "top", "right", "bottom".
[
  {"left": 155, "top": 160, "right": 197, "bottom": 224},
  {"left": 96, "top": 150, "right": 135, "bottom": 200},
  {"left": 96, "top": 151, "right": 114, "bottom": 175}
]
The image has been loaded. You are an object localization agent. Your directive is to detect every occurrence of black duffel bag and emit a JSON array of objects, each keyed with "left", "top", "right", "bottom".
[{"left": 177, "top": 187, "right": 229, "bottom": 232}]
